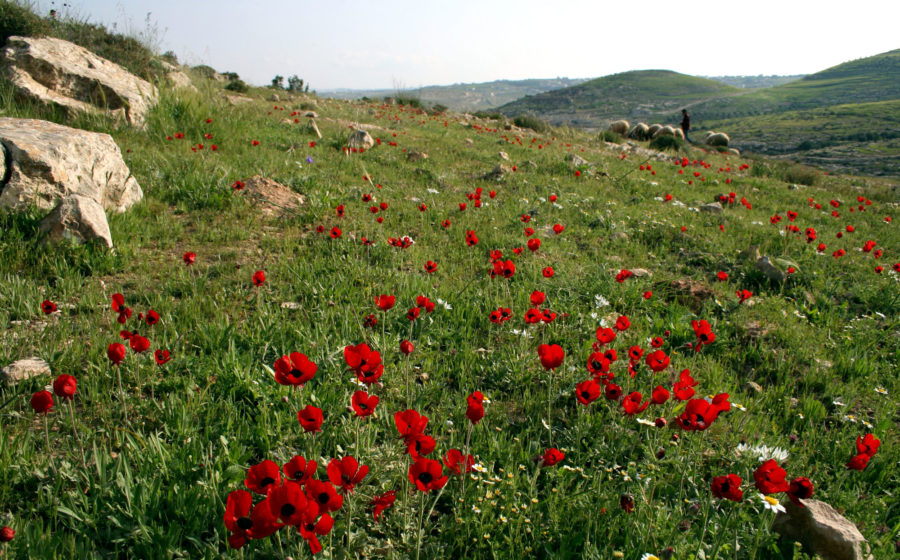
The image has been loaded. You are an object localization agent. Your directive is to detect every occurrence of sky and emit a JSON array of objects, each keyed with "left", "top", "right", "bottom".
[{"left": 38, "top": 0, "right": 900, "bottom": 91}]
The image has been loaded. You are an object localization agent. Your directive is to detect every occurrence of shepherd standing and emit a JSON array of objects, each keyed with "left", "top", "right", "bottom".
[{"left": 681, "top": 109, "right": 691, "bottom": 142}]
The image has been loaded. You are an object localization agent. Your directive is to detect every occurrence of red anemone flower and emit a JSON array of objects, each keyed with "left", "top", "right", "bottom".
[
  {"left": 274, "top": 352, "right": 318, "bottom": 387},
  {"left": 622, "top": 391, "right": 649, "bottom": 415},
  {"left": 351, "top": 390, "right": 379, "bottom": 417},
  {"left": 543, "top": 266, "right": 555, "bottom": 278},
  {"left": 408, "top": 457, "right": 448, "bottom": 492},
  {"left": 424, "top": 260, "right": 438, "bottom": 273},
  {"left": 539, "top": 448, "right": 564, "bottom": 467},
  {"left": 224, "top": 490, "right": 280, "bottom": 548},
  {"left": 244, "top": 460, "right": 281, "bottom": 495},
  {"left": 305, "top": 479, "right": 344, "bottom": 512},
  {"left": 443, "top": 449, "right": 475, "bottom": 475},
  {"left": 52, "top": 374, "right": 77, "bottom": 400},
  {"left": 400, "top": 340, "right": 414, "bottom": 355},
  {"left": 537, "top": 344, "right": 565, "bottom": 370},
  {"left": 753, "top": 459, "right": 790, "bottom": 494},
  {"left": 129, "top": 335, "right": 150, "bottom": 354},
  {"left": 856, "top": 434, "right": 880, "bottom": 457},
  {"left": 846, "top": 453, "right": 871, "bottom": 471},
  {"left": 575, "top": 379, "right": 601, "bottom": 405},
  {"left": 787, "top": 477, "right": 814, "bottom": 506},
  {"left": 107, "top": 342, "right": 127, "bottom": 365},
  {"left": 297, "top": 405, "right": 324, "bottom": 433},
  {"left": 30, "top": 390, "right": 53, "bottom": 414},
  {"left": 374, "top": 294, "right": 395, "bottom": 311},
  {"left": 711, "top": 474, "right": 743, "bottom": 501},
  {"left": 371, "top": 491, "right": 396, "bottom": 521},
  {"left": 283, "top": 455, "right": 317, "bottom": 485},
  {"left": 344, "top": 343, "right": 384, "bottom": 385},
  {"left": 394, "top": 409, "right": 428, "bottom": 441},
  {"left": 41, "top": 300, "right": 57, "bottom": 314},
  {"left": 154, "top": 349, "right": 171, "bottom": 365},
  {"left": 327, "top": 456, "right": 369, "bottom": 493},
  {"left": 252, "top": 270, "right": 266, "bottom": 286},
  {"left": 650, "top": 385, "right": 670, "bottom": 405},
  {"left": 645, "top": 350, "right": 670, "bottom": 372},
  {"left": 267, "top": 480, "right": 310, "bottom": 525},
  {"left": 466, "top": 391, "right": 485, "bottom": 424}
]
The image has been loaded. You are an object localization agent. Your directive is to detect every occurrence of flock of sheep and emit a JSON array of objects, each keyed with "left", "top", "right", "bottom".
[{"left": 607, "top": 119, "right": 731, "bottom": 147}]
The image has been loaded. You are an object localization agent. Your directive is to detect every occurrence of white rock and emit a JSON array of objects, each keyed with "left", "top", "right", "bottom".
[
  {"left": 39, "top": 194, "right": 113, "bottom": 247},
  {"left": 1, "top": 357, "right": 50, "bottom": 384}
]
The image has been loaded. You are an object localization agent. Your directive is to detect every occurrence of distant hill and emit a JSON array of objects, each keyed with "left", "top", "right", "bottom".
[
  {"left": 496, "top": 70, "right": 742, "bottom": 128},
  {"left": 706, "top": 75, "right": 804, "bottom": 89},
  {"left": 321, "top": 78, "right": 588, "bottom": 112},
  {"left": 699, "top": 49, "right": 900, "bottom": 177}
]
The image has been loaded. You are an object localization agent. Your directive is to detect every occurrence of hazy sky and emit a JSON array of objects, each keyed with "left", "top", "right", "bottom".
[{"left": 39, "top": 0, "right": 900, "bottom": 90}]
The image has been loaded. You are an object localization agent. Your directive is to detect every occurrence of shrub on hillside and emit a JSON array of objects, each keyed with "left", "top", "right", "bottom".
[
  {"left": 781, "top": 163, "right": 819, "bottom": 186},
  {"left": 513, "top": 114, "right": 549, "bottom": 133},
  {"left": 472, "top": 111, "right": 503, "bottom": 120},
  {"left": 192, "top": 65, "right": 218, "bottom": 79},
  {"left": 0, "top": 1, "right": 50, "bottom": 44},
  {"left": 224, "top": 79, "right": 249, "bottom": 93},
  {"left": 598, "top": 130, "right": 623, "bottom": 143},
  {"left": 396, "top": 95, "right": 422, "bottom": 109},
  {"left": 649, "top": 135, "right": 684, "bottom": 152}
]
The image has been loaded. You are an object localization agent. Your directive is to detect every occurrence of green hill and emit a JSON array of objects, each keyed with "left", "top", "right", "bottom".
[
  {"left": 322, "top": 78, "right": 588, "bottom": 112},
  {"left": 497, "top": 70, "right": 742, "bottom": 127}
]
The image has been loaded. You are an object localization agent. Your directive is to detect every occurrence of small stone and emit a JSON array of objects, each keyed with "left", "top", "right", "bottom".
[
  {"left": 2, "top": 357, "right": 50, "bottom": 384},
  {"left": 631, "top": 268, "right": 652, "bottom": 277},
  {"left": 280, "top": 302, "right": 302, "bottom": 310},
  {"left": 39, "top": 195, "right": 113, "bottom": 248},
  {"left": 757, "top": 256, "right": 787, "bottom": 283},
  {"left": 567, "top": 153, "right": 588, "bottom": 167},
  {"left": 745, "top": 381, "right": 763, "bottom": 394},
  {"left": 700, "top": 202, "right": 724, "bottom": 214},
  {"left": 498, "top": 151, "right": 509, "bottom": 161},
  {"left": 346, "top": 128, "right": 374, "bottom": 150},
  {"left": 406, "top": 150, "right": 428, "bottom": 162}
]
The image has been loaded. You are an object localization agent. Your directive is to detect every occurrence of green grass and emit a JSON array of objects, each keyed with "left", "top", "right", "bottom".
[{"left": 0, "top": 37, "right": 899, "bottom": 560}]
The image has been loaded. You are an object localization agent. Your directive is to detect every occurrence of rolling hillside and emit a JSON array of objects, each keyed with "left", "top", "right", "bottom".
[
  {"left": 321, "top": 78, "right": 588, "bottom": 112},
  {"left": 496, "top": 70, "right": 742, "bottom": 127}
]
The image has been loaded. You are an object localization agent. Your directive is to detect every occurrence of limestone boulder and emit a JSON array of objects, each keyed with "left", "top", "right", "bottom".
[
  {"left": 0, "top": 118, "right": 142, "bottom": 213},
  {"left": 707, "top": 132, "right": 731, "bottom": 147},
  {"left": 0, "top": 36, "right": 158, "bottom": 126},
  {"left": 39, "top": 194, "right": 112, "bottom": 248},
  {"left": 773, "top": 500, "right": 872, "bottom": 560},
  {"left": 346, "top": 128, "right": 374, "bottom": 150},
  {"left": 1, "top": 357, "right": 50, "bottom": 384}
]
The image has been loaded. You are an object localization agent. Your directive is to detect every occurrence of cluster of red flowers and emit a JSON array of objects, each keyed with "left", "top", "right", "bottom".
[{"left": 846, "top": 434, "right": 880, "bottom": 470}]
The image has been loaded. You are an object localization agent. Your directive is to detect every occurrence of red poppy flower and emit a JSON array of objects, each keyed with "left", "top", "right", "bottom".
[
  {"left": 424, "top": 260, "right": 438, "bottom": 273},
  {"left": 622, "top": 391, "right": 648, "bottom": 415},
  {"left": 41, "top": 300, "right": 57, "bottom": 314},
  {"left": 787, "top": 477, "right": 814, "bottom": 506},
  {"left": 182, "top": 252, "right": 196, "bottom": 265},
  {"left": 306, "top": 479, "right": 344, "bottom": 512},
  {"left": 676, "top": 394, "right": 730, "bottom": 431},
  {"left": 223, "top": 490, "right": 280, "bottom": 548},
  {"left": 408, "top": 457, "right": 448, "bottom": 492},
  {"left": 371, "top": 490, "right": 396, "bottom": 521},
  {"left": 129, "top": 335, "right": 150, "bottom": 353},
  {"left": 716, "top": 271, "right": 729, "bottom": 282},
  {"left": 614, "top": 316, "right": 630, "bottom": 332},
  {"left": 586, "top": 351, "right": 611, "bottom": 377},
  {"left": 30, "top": 390, "right": 53, "bottom": 414},
  {"left": 245, "top": 459, "right": 282, "bottom": 495},
  {"left": 553, "top": 223, "right": 565, "bottom": 234},
  {"left": 736, "top": 289, "right": 752, "bottom": 303},
  {"left": 107, "top": 342, "right": 126, "bottom": 365},
  {"left": 856, "top": 434, "right": 880, "bottom": 457},
  {"left": 650, "top": 385, "right": 670, "bottom": 405},
  {"left": 846, "top": 453, "right": 871, "bottom": 471},
  {"left": 283, "top": 455, "right": 317, "bottom": 485},
  {"left": 491, "top": 259, "right": 516, "bottom": 279},
  {"left": 400, "top": 340, "right": 414, "bottom": 355},
  {"left": 530, "top": 291, "right": 546, "bottom": 306},
  {"left": 144, "top": 309, "right": 160, "bottom": 326},
  {"left": 394, "top": 409, "right": 428, "bottom": 441},
  {"left": 537, "top": 344, "right": 565, "bottom": 370},
  {"left": 267, "top": 480, "right": 310, "bottom": 525},
  {"left": 298, "top": 509, "right": 333, "bottom": 555},
  {"left": 627, "top": 346, "right": 644, "bottom": 362},
  {"left": 250, "top": 140, "right": 260, "bottom": 146},
  {"left": 543, "top": 266, "right": 555, "bottom": 278},
  {"left": 344, "top": 343, "right": 384, "bottom": 385},
  {"left": 274, "top": 352, "right": 317, "bottom": 387},
  {"left": 643, "top": 291, "right": 653, "bottom": 299},
  {"left": 692, "top": 319, "right": 716, "bottom": 350},
  {"left": 575, "top": 379, "right": 601, "bottom": 405},
  {"left": 596, "top": 327, "right": 616, "bottom": 345},
  {"left": 711, "top": 474, "right": 743, "bottom": 502},
  {"left": 605, "top": 383, "right": 623, "bottom": 401},
  {"left": 153, "top": 349, "right": 171, "bottom": 366},
  {"left": 753, "top": 459, "right": 790, "bottom": 494},
  {"left": 252, "top": 270, "right": 266, "bottom": 286},
  {"left": 527, "top": 238, "right": 541, "bottom": 252},
  {"left": 52, "top": 374, "right": 77, "bottom": 400},
  {"left": 351, "top": 390, "right": 379, "bottom": 417},
  {"left": 406, "top": 432, "right": 437, "bottom": 459},
  {"left": 645, "top": 350, "right": 670, "bottom": 372},
  {"left": 466, "top": 391, "right": 485, "bottom": 424},
  {"left": 673, "top": 369, "right": 698, "bottom": 400},
  {"left": 540, "top": 448, "right": 564, "bottom": 467},
  {"left": 406, "top": 307, "right": 420, "bottom": 321},
  {"left": 297, "top": 405, "right": 323, "bottom": 433},
  {"left": 328, "top": 456, "right": 369, "bottom": 493},
  {"left": 443, "top": 449, "right": 475, "bottom": 475}
]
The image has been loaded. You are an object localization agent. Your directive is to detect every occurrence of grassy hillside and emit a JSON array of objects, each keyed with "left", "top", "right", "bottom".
[
  {"left": 693, "top": 49, "right": 900, "bottom": 122},
  {"left": 706, "top": 75, "right": 805, "bottom": 89},
  {"left": 322, "top": 78, "right": 589, "bottom": 112},
  {"left": 0, "top": 7, "right": 899, "bottom": 560},
  {"left": 497, "top": 70, "right": 742, "bottom": 127}
]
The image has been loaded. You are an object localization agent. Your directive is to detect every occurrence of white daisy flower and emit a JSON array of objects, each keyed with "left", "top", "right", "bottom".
[{"left": 759, "top": 494, "right": 786, "bottom": 513}]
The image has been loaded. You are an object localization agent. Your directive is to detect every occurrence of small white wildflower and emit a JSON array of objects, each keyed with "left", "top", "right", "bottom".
[
  {"left": 594, "top": 294, "right": 610, "bottom": 308},
  {"left": 636, "top": 418, "right": 655, "bottom": 426},
  {"left": 436, "top": 298, "right": 453, "bottom": 310},
  {"left": 875, "top": 387, "right": 888, "bottom": 395},
  {"left": 759, "top": 494, "right": 786, "bottom": 513},
  {"left": 427, "top": 188, "right": 440, "bottom": 194}
]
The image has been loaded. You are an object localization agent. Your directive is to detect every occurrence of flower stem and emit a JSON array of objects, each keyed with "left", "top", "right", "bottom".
[
  {"left": 116, "top": 366, "right": 129, "bottom": 425},
  {"left": 68, "top": 400, "right": 87, "bottom": 470},
  {"left": 415, "top": 491, "right": 425, "bottom": 560}
]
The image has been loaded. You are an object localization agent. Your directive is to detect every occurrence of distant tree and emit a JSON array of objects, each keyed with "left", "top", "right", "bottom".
[
  {"left": 271, "top": 75, "right": 285, "bottom": 89},
  {"left": 304, "top": 84, "right": 309, "bottom": 93},
  {"left": 287, "top": 75, "right": 304, "bottom": 91}
]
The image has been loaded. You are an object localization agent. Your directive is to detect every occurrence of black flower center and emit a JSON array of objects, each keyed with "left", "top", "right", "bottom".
[
  {"left": 237, "top": 517, "right": 253, "bottom": 530},
  {"left": 260, "top": 476, "right": 275, "bottom": 487},
  {"left": 318, "top": 492, "right": 330, "bottom": 505},
  {"left": 289, "top": 368, "right": 303, "bottom": 378},
  {"left": 281, "top": 504, "right": 296, "bottom": 517},
  {"left": 418, "top": 472, "right": 433, "bottom": 484}
]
